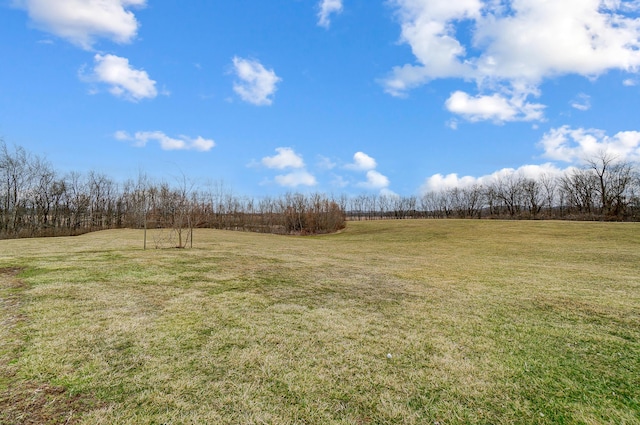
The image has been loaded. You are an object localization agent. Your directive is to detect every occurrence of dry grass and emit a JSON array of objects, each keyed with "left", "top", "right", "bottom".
[{"left": 0, "top": 220, "right": 639, "bottom": 424}]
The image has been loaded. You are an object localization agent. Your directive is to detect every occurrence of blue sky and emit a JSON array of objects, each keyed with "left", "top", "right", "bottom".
[{"left": 2, "top": 0, "right": 640, "bottom": 197}]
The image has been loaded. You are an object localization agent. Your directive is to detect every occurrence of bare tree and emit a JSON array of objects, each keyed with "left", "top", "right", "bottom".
[
  {"left": 65, "top": 172, "right": 90, "bottom": 231},
  {"left": 31, "top": 157, "right": 57, "bottom": 233},
  {"left": 539, "top": 173, "right": 558, "bottom": 217},
  {"left": 88, "top": 171, "right": 118, "bottom": 229},
  {"left": 491, "top": 174, "right": 525, "bottom": 217},
  {"left": 587, "top": 151, "right": 634, "bottom": 218},
  {"left": 520, "top": 178, "right": 543, "bottom": 219},
  {"left": 378, "top": 194, "right": 392, "bottom": 219},
  {"left": 462, "top": 185, "right": 485, "bottom": 218},
  {"left": 560, "top": 168, "right": 597, "bottom": 217},
  {"left": 170, "top": 174, "right": 196, "bottom": 248},
  {"left": 419, "top": 192, "right": 439, "bottom": 218},
  {"left": 0, "top": 141, "right": 34, "bottom": 236}
]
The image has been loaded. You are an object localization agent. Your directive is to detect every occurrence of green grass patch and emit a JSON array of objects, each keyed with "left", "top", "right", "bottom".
[{"left": 0, "top": 221, "right": 639, "bottom": 424}]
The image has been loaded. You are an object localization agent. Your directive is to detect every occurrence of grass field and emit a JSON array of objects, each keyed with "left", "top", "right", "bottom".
[{"left": 0, "top": 220, "right": 639, "bottom": 424}]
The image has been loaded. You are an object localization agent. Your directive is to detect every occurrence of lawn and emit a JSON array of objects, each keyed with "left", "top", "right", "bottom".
[{"left": 1, "top": 220, "right": 639, "bottom": 424}]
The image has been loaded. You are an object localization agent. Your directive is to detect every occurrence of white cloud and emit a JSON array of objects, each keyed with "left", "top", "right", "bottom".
[
  {"left": 86, "top": 54, "right": 157, "bottom": 101},
  {"left": 190, "top": 136, "right": 217, "bottom": 151},
  {"left": 384, "top": 0, "right": 640, "bottom": 122},
  {"left": 274, "top": 171, "right": 317, "bottom": 187},
  {"left": 260, "top": 148, "right": 316, "bottom": 187},
  {"left": 262, "top": 147, "right": 305, "bottom": 169},
  {"left": 330, "top": 174, "right": 349, "bottom": 188},
  {"left": 317, "top": 0, "right": 343, "bottom": 28},
  {"left": 445, "top": 90, "right": 544, "bottom": 123},
  {"left": 382, "top": 0, "right": 482, "bottom": 97},
  {"left": 15, "top": 0, "right": 145, "bottom": 49},
  {"left": 539, "top": 126, "right": 640, "bottom": 163},
  {"left": 345, "top": 151, "right": 377, "bottom": 171},
  {"left": 343, "top": 151, "right": 391, "bottom": 191},
  {"left": 473, "top": 1, "right": 640, "bottom": 81},
  {"left": 357, "top": 170, "right": 390, "bottom": 190},
  {"left": 420, "top": 163, "right": 566, "bottom": 194},
  {"left": 317, "top": 155, "right": 337, "bottom": 170},
  {"left": 446, "top": 119, "right": 459, "bottom": 130},
  {"left": 623, "top": 78, "right": 638, "bottom": 86},
  {"left": 421, "top": 173, "right": 480, "bottom": 192},
  {"left": 379, "top": 188, "right": 399, "bottom": 198},
  {"left": 116, "top": 131, "right": 215, "bottom": 151},
  {"left": 232, "top": 57, "right": 281, "bottom": 106},
  {"left": 420, "top": 124, "right": 640, "bottom": 194},
  {"left": 114, "top": 130, "right": 129, "bottom": 141},
  {"left": 570, "top": 93, "right": 592, "bottom": 111}
]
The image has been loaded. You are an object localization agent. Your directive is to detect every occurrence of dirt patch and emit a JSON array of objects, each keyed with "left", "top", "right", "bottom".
[
  {"left": 0, "top": 382, "right": 103, "bottom": 425},
  {"left": 0, "top": 266, "right": 26, "bottom": 293},
  {"left": 0, "top": 267, "right": 105, "bottom": 424},
  {"left": 0, "top": 267, "right": 23, "bottom": 277}
]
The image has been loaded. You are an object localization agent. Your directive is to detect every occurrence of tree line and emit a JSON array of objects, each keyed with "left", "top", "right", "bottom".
[
  {"left": 0, "top": 141, "right": 346, "bottom": 240},
  {"left": 2, "top": 140, "right": 639, "bottom": 241},
  {"left": 345, "top": 152, "right": 640, "bottom": 221}
]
